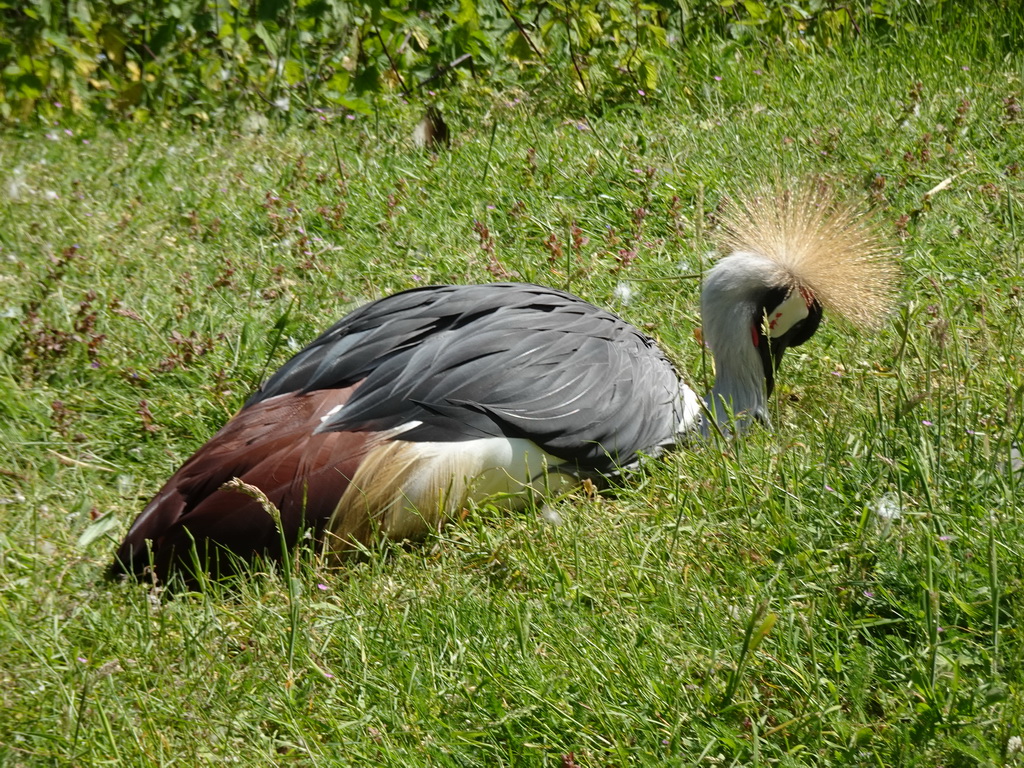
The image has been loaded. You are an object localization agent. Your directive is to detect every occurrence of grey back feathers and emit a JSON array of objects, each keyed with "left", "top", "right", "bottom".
[{"left": 253, "top": 283, "right": 691, "bottom": 472}]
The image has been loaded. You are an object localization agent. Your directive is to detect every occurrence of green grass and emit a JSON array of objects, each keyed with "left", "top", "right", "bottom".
[{"left": 2, "top": 19, "right": 1023, "bottom": 767}]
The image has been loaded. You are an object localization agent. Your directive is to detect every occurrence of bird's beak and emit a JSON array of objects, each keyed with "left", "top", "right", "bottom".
[{"left": 769, "top": 336, "right": 790, "bottom": 372}]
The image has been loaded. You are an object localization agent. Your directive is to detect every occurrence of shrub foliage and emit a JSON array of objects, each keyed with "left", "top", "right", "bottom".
[{"left": 0, "top": 0, "right": 991, "bottom": 123}]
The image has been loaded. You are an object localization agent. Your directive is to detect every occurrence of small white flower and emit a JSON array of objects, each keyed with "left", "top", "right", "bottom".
[
  {"left": 5, "top": 167, "right": 31, "bottom": 200},
  {"left": 539, "top": 505, "right": 562, "bottom": 526},
  {"left": 872, "top": 492, "right": 902, "bottom": 537},
  {"left": 613, "top": 282, "right": 634, "bottom": 305},
  {"left": 1008, "top": 735, "right": 1023, "bottom": 756},
  {"left": 273, "top": 95, "right": 290, "bottom": 112},
  {"left": 97, "top": 660, "right": 123, "bottom": 677},
  {"left": 874, "top": 492, "right": 901, "bottom": 522},
  {"left": 117, "top": 475, "right": 134, "bottom": 496},
  {"left": 241, "top": 113, "right": 269, "bottom": 137}
]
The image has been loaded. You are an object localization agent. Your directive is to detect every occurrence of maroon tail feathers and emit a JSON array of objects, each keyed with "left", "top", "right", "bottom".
[{"left": 109, "top": 387, "right": 371, "bottom": 582}]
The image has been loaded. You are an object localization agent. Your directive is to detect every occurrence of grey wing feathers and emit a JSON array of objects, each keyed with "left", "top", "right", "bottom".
[{"left": 248, "top": 283, "right": 684, "bottom": 472}]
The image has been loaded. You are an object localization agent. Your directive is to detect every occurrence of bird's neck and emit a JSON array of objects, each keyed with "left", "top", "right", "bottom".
[
  {"left": 702, "top": 298, "right": 770, "bottom": 431},
  {"left": 705, "top": 355, "right": 768, "bottom": 429}
]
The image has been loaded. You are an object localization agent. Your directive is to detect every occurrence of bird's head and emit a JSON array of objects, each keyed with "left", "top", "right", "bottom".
[
  {"left": 700, "top": 253, "right": 823, "bottom": 426},
  {"left": 698, "top": 184, "right": 897, "bottom": 431}
]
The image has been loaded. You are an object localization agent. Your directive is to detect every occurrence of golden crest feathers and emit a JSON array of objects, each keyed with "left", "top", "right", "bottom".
[{"left": 720, "top": 183, "right": 899, "bottom": 329}]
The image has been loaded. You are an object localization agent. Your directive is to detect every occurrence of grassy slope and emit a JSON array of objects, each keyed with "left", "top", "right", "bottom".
[{"left": 1, "top": 18, "right": 1023, "bottom": 768}]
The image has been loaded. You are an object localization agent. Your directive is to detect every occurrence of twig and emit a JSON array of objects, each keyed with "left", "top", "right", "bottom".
[
  {"left": 496, "top": 0, "right": 544, "bottom": 59},
  {"left": 331, "top": 137, "right": 345, "bottom": 181},
  {"left": 843, "top": 5, "right": 862, "bottom": 35},
  {"left": 417, "top": 53, "right": 474, "bottom": 90},
  {"left": 48, "top": 450, "right": 115, "bottom": 472},
  {"left": 374, "top": 27, "right": 410, "bottom": 97},
  {"left": 562, "top": 3, "right": 588, "bottom": 96},
  {"left": 250, "top": 85, "right": 277, "bottom": 108}
]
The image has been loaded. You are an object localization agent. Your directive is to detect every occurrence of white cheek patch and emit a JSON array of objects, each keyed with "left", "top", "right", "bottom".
[{"left": 766, "top": 286, "right": 814, "bottom": 338}]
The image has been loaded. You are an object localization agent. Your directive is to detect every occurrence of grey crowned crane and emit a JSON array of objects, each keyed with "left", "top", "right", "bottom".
[{"left": 110, "top": 187, "right": 895, "bottom": 583}]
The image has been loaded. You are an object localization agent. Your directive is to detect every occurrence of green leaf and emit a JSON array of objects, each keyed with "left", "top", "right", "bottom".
[
  {"left": 252, "top": 21, "right": 279, "bottom": 57},
  {"left": 283, "top": 59, "right": 304, "bottom": 85},
  {"left": 76, "top": 512, "right": 121, "bottom": 550},
  {"left": 325, "top": 70, "right": 350, "bottom": 94},
  {"left": 638, "top": 58, "right": 658, "bottom": 91},
  {"left": 256, "top": 0, "right": 289, "bottom": 21},
  {"left": 17, "top": 73, "right": 44, "bottom": 98},
  {"left": 334, "top": 93, "right": 372, "bottom": 115},
  {"left": 748, "top": 611, "right": 777, "bottom": 653},
  {"left": 581, "top": 9, "right": 602, "bottom": 38},
  {"left": 452, "top": 0, "right": 479, "bottom": 28},
  {"left": 379, "top": 9, "right": 407, "bottom": 24},
  {"left": 742, "top": 0, "right": 769, "bottom": 20}
]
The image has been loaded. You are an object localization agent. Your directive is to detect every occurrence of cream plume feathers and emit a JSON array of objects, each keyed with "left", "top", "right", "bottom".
[{"left": 720, "top": 184, "right": 899, "bottom": 329}]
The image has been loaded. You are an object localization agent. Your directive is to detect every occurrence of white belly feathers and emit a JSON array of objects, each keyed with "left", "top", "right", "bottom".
[{"left": 326, "top": 435, "right": 576, "bottom": 546}]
